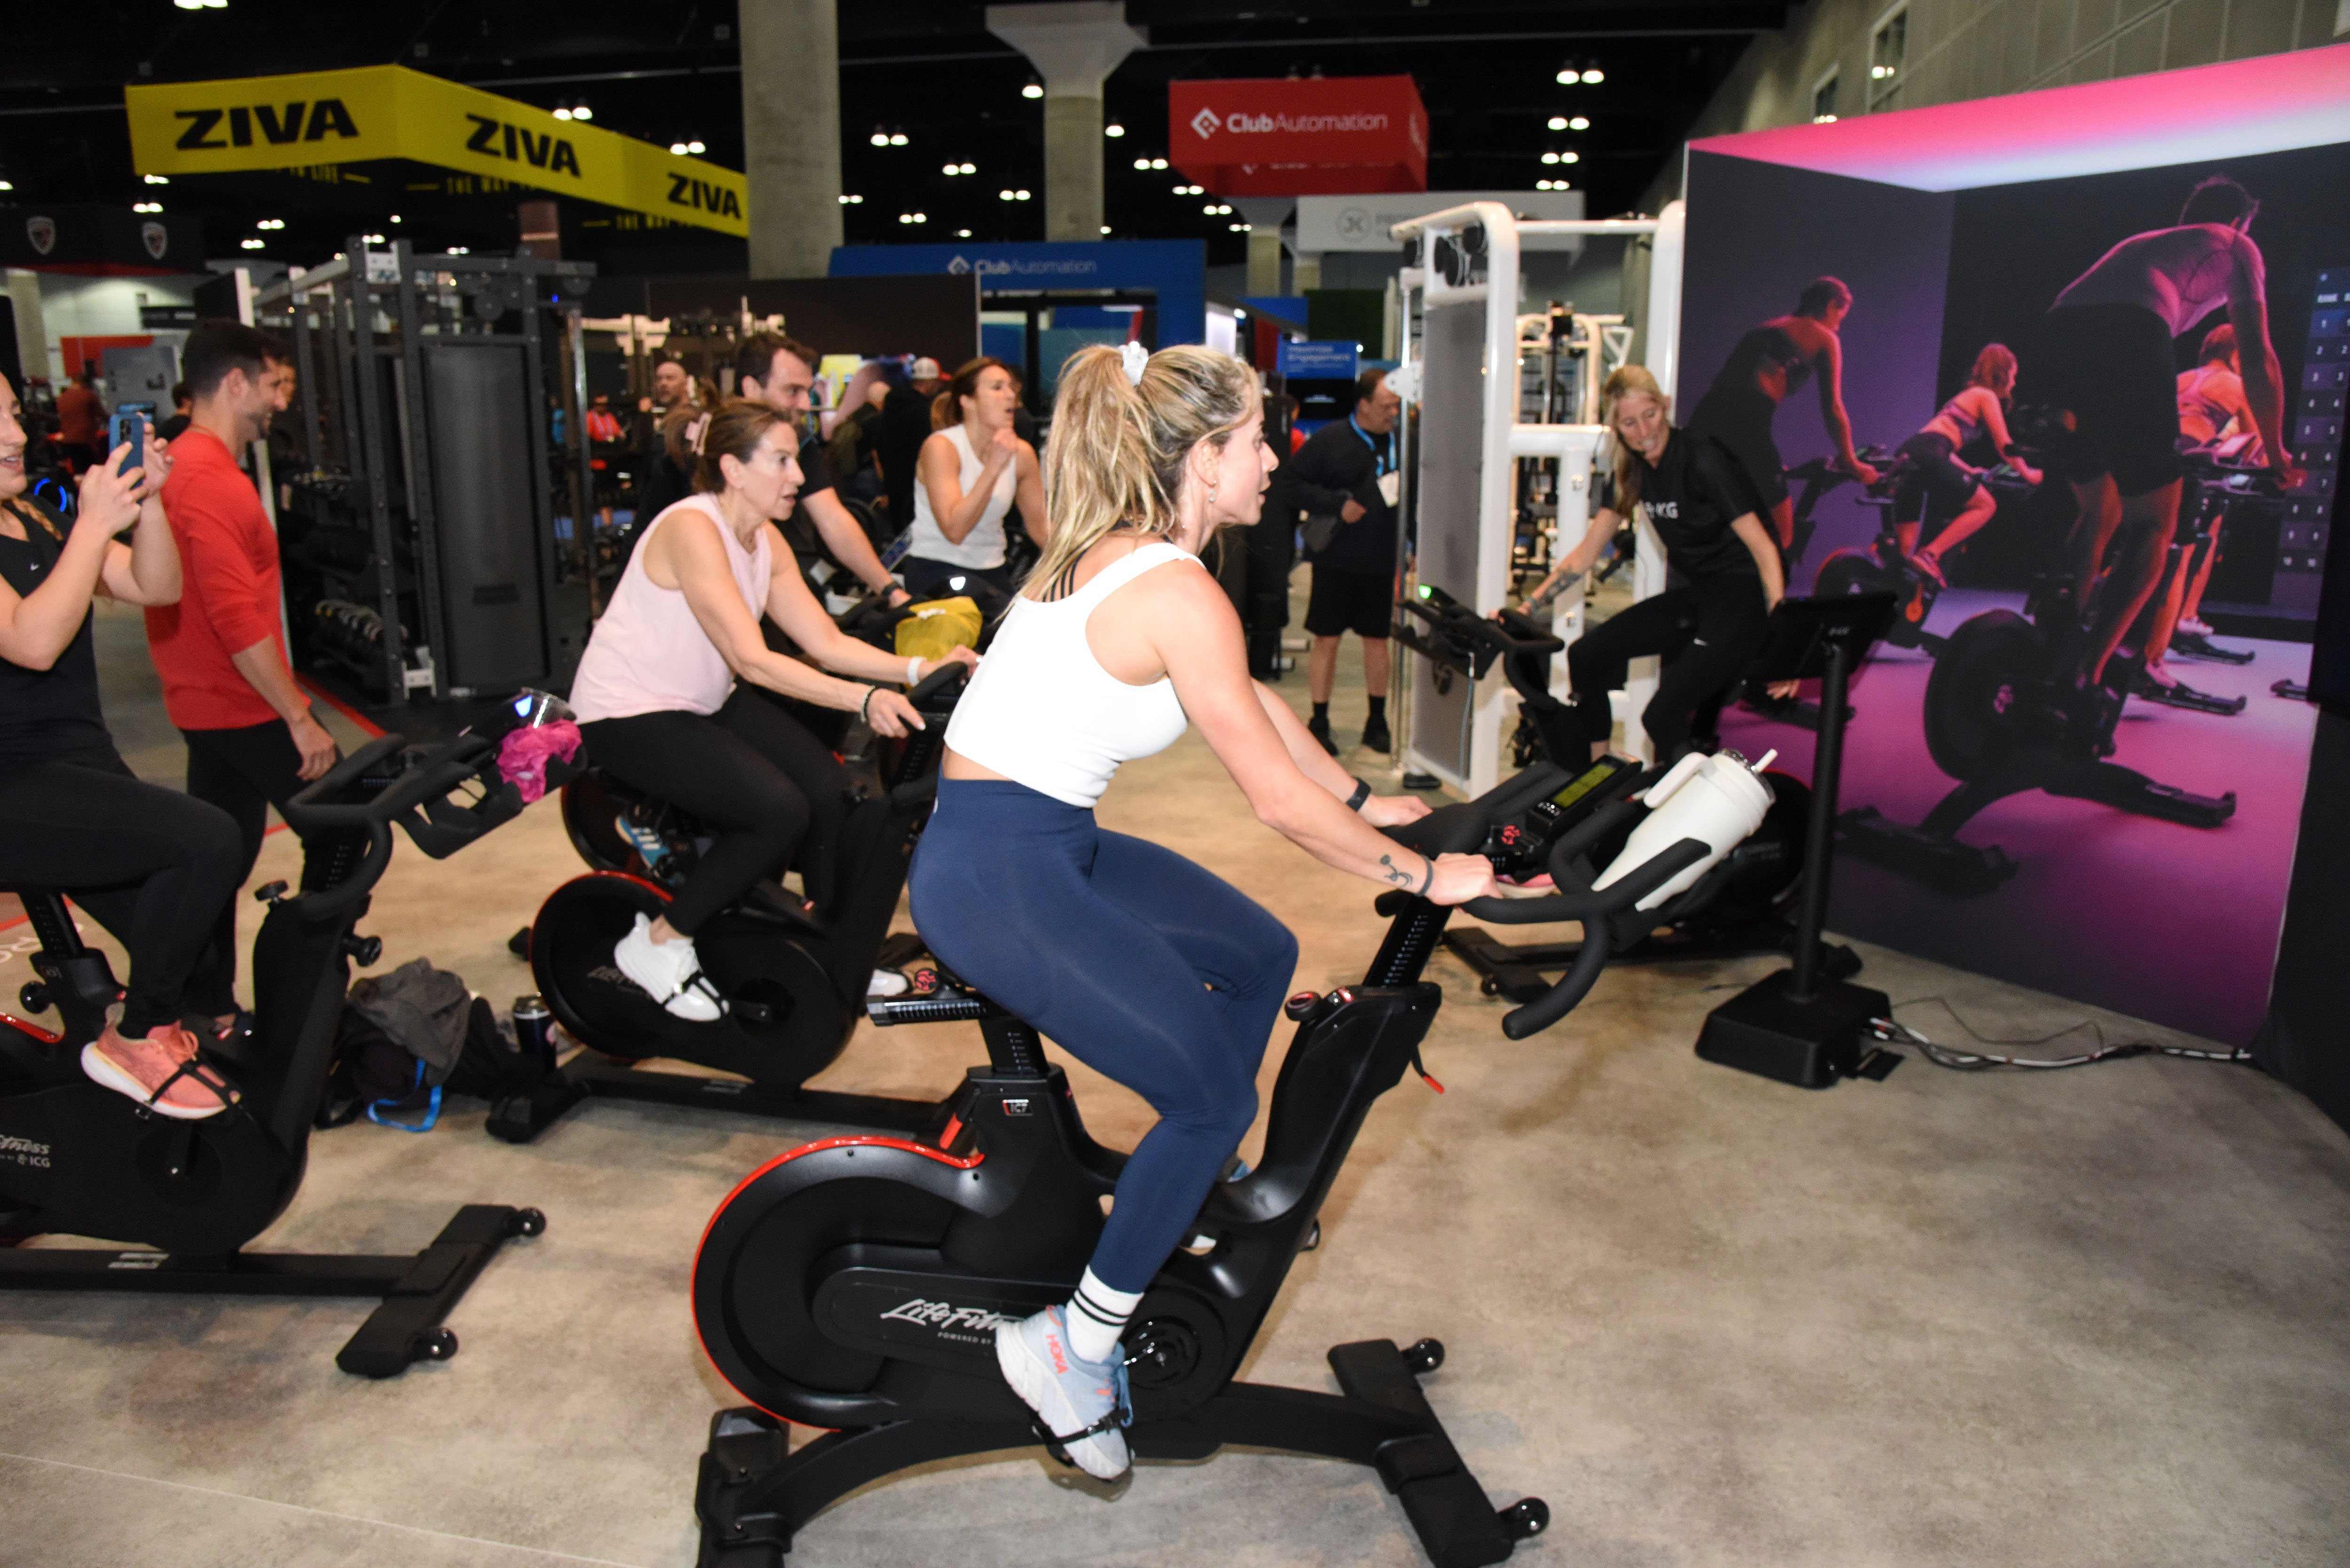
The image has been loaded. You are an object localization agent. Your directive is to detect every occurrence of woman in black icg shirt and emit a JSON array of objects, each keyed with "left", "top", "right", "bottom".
[{"left": 1521, "top": 365, "right": 1788, "bottom": 762}]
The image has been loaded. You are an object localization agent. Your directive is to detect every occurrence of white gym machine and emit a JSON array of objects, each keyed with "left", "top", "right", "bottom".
[{"left": 1384, "top": 200, "right": 1686, "bottom": 796}]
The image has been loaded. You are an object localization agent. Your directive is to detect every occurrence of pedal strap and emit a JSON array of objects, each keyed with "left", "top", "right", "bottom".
[
  {"left": 1029, "top": 1400, "right": 1132, "bottom": 1469},
  {"left": 144, "top": 1053, "right": 236, "bottom": 1114}
]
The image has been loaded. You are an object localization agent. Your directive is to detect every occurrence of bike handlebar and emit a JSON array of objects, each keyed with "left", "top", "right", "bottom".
[
  {"left": 1460, "top": 837, "right": 1712, "bottom": 1039},
  {"left": 278, "top": 731, "right": 506, "bottom": 920}
]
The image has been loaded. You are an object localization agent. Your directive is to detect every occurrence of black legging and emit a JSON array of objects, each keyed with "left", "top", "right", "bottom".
[
  {"left": 183, "top": 719, "right": 307, "bottom": 1018},
  {"left": 1561, "top": 574, "right": 1770, "bottom": 760},
  {"left": 579, "top": 687, "right": 849, "bottom": 935},
  {"left": 0, "top": 752, "right": 242, "bottom": 1036}
]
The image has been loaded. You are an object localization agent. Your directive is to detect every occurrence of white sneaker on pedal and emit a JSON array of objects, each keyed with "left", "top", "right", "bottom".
[
  {"left": 996, "top": 1304, "right": 1131, "bottom": 1481},
  {"left": 866, "top": 968, "right": 911, "bottom": 999},
  {"left": 612, "top": 913, "right": 724, "bottom": 1022}
]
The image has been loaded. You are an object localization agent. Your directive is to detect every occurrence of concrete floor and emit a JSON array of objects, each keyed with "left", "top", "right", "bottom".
[{"left": 3, "top": 594, "right": 2347, "bottom": 1567}]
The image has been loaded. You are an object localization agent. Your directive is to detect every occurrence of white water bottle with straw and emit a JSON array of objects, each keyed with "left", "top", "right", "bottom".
[{"left": 1590, "top": 749, "right": 1778, "bottom": 912}]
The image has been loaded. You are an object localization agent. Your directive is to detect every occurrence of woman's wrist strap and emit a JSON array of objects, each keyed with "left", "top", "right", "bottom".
[
  {"left": 1344, "top": 777, "right": 1371, "bottom": 812},
  {"left": 859, "top": 685, "right": 877, "bottom": 721},
  {"left": 906, "top": 655, "right": 924, "bottom": 686}
]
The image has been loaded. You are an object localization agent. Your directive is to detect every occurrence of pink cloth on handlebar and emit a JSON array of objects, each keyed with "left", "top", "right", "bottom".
[{"left": 497, "top": 721, "right": 582, "bottom": 804}]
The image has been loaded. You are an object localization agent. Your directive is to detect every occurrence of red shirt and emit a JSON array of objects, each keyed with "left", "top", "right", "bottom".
[
  {"left": 55, "top": 385, "right": 103, "bottom": 447},
  {"left": 147, "top": 427, "right": 288, "bottom": 731}
]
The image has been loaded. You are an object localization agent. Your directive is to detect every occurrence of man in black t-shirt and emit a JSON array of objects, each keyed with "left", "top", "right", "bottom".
[
  {"left": 733, "top": 334, "right": 911, "bottom": 610},
  {"left": 1281, "top": 370, "right": 1403, "bottom": 754}
]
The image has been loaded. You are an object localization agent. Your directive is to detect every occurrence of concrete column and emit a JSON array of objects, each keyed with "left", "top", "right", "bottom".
[
  {"left": 1232, "top": 198, "right": 1294, "bottom": 296},
  {"left": 740, "top": 0, "right": 843, "bottom": 279},
  {"left": 5, "top": 270, "right": 52, "bottom": 386},
  {"left": 1292, "top": 252, "right": 1322, "bottom": 292},
  {"left": 987, "top": 3, "right": 1145, "bottom": 243}
]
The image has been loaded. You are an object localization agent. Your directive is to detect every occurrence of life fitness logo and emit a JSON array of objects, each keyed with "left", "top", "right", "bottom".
[{"left": 1190, "top": 106, "right": 1391, "bottom": 140}]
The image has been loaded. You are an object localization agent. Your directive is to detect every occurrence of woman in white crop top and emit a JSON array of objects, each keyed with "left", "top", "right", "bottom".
[
  {"left": 573, "top": 400, "right": 977, "bottom": 1021},
  {"left": 900, "top": 356, "right": 1047, "bottom": 626},
  {"left": 909, "top": 343, "right": 1496, "bottom": 1483}
]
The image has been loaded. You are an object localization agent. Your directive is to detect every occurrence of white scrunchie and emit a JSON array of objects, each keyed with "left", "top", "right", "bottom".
[{"left": 1120, "top": 340, "right": 1149, "bottom": 385}]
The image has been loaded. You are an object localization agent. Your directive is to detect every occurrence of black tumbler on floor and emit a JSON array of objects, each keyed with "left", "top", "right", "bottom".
[{"left": 1696, "top": 593, "right": 1901, "bottom": 1089}]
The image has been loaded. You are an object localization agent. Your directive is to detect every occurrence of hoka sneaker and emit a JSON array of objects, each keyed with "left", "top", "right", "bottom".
[
  {"left": 612, "top": 913, "right": 724, "bottom": 1022},
  {"left": 995, "top": 1304, "right": 1132, "bottom": 1481}
]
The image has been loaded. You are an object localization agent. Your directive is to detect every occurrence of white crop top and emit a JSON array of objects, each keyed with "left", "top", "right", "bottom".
[{"left": 945, "top": 542, "right": 1195, "bottom": 806}]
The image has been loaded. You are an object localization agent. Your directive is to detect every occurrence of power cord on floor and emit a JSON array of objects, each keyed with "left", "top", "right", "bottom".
[{"left": 1868, "top": 996, "right": 2254, "bottom": 1072}]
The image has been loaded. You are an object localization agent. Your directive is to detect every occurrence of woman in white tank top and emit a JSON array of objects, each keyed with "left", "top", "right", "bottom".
[
  {"left": 900, "top": 357, "right": 1047, "bottom": 626},
  {"left": 573, "top": 401, "right": 977, "bottom": 1021},
  {"left": 909, "top": 343, "right": 1497, "bottom": 1482}
]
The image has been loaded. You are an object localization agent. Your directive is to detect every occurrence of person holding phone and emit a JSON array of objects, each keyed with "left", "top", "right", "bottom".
[
  {"left": 0, "top": 372, "right": 245, "bottom": 1116},
  {"left": 1280, "top": 369, "right": 1404, "bottom": 756},
  {"left": 144, "top": 321, "right": 338, "bottom": 1039}
]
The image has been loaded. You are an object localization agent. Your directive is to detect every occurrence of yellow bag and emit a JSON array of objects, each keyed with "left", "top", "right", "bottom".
[{"left": 894, "top": 596, "right": 984, "bottom": 666}]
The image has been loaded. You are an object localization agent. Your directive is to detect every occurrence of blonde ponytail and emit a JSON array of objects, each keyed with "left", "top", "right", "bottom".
[{"left": 1027, "top": 343, "right": 1259, "bottom": 599}]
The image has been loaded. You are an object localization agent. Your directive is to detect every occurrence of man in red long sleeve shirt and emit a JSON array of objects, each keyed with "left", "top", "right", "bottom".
[{"left": 148, "top": 321, "right": 338, "bottom": 1028}]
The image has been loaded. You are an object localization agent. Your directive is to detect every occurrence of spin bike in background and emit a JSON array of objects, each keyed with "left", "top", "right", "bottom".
[
  {"left": 1390, "top": 586, "right": 1856, "bottom": 1003},
  {"left": 0, "top": 732, "right": 548, "bottom": 1376},
  {"left": 1838, "top": 514, "right": 2240, "bottom": 896},
  {"left": 689, "top": 764, "right": 1754, "bottom": 1568},
  {"left": 489, "top": 663, "right": 971, "bottom": 1144}
]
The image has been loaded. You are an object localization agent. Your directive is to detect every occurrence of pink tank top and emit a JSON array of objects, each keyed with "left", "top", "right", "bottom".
[{"left": 569, "top": 495, "right": 771, "bottom": 722}]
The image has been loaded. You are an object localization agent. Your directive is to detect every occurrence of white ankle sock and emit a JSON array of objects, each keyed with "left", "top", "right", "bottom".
[{"left": 1065, "top": 1268, "right": 1142, "bottom": 1365}]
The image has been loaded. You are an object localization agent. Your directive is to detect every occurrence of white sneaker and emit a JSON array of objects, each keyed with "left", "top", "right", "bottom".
[
  {"left": 996, "top": 1305, "right": 1131, "bottom": 1480},
  {"left": 613, "top": 913, "right": 724, "bottom": 1022},
  {"left": 866, "top": 968, "right": 911, "bottom": 999}
]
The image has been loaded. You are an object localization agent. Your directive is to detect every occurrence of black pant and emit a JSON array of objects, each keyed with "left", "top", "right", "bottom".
[
  {"left": 0, "top": 752, "right": 242, "bottom": 1036},
  {"left": 1562, "top": 575, "right": 1770, "bottom": 760},
  {"left": 580, "top": 688, "right": 849, "bottom": 935},
  {"left": 184, "top": 720, "right": 307, "bottom": 1018},
  {"left": 901, "top": 556, "right": 1018, "bottom": 633}
]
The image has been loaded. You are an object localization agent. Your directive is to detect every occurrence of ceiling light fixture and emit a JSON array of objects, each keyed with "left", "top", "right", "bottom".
[
  {"left": 671, "top": 142, "right": 689, "bottom": 155},
  {"left": 889, "top": 132, "right": 908, "bottom": 146},
  {"left": 1570, "top": 116, "right": 1589, "bottom": 130},
  {"left": 957, "top": 228, "right": 972, "bottom": 237},
  {"left": 1101, "top": 224, "right": 1112, "bottom": 234},
  {"left": 1582, "top": 67, "right": 1603, "bottom": 84},
  {"left": 133, "top": 201, "right": 161, "bottom": 213},
  {"left": 689, "top": 140, "right": 705, "bottom": 154},
  {"left": 1022, "top": 78, "right": 1043, "bottom": 100},
  {"left": 1150, "top": 157, "right": 1167, "bottom": 170},
  {"left": 1104, "top": 123, "right": 1125, "bottom": 138},
  {"left": 870, "top": 128, "right": 889, "bottom": 147},
  {"left": 1541, "top": 152, "right": 1559, "bottom": 165},
  {"left": 1562, "top": 151, "right": 1579, "bottom": 164},
  {"left": 240, "top": 238, "right": 265, "bottom": 249},
  {"left": 838, "top": 193, "right": 864, "bottom": 205},
  {"left": 1548, "top": 116, "right": 1567, "bottom": 131},
  {"left": 144, "top": 174, "right": 169, "bottom": 185},
  {"left": 1016, "top": 189, "right": 1031, "bottom": 201}
]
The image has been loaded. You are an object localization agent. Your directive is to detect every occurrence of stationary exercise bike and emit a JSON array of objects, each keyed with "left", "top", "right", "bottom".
[
  {"left": 689, "top": 764, "right": 1738, "bottom": 1566},
  {"left": 0, "top": 730, "right": 547, "bottom": 1376},
  {"left": 1391, "top": 585, "right": 1857, "bottom": 1003},
  {"left": 489, "top": 663, "right": 971, "bottom": 1143},
  {"left": 1838, "top": 497, "right": 2239, "bottom": 895}
]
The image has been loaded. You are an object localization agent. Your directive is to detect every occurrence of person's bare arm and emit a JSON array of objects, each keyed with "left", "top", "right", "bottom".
[
  {"left": 920, "top": 429, "right": 1016, "bottom": 544},
  {"left": 2224, "top": 249, "right": 2296, "bottom": 485},
  {"left": 1012, "top": 441, "right": 1050, "bottom": 547},
  {"left": 227, "top": 640, "right": 339, "bottom": 780},
  {"left": 655, "top": 509, "right": 899, "bottom": 726},
  {"left": 1814, "top": 335, "right": 1877, "bottom": 482},
  {"left": 98, "top": 425, "right": 181, "bottom": 606},
  {"left": 0, "top": 456, "right": 141, "bottom": 669},
  {"left": 800, "top": 487, "right": 909, "bottom": 604},
  {"left": 1522, "top": 505, "right": 1623, "bottom": 603},
  {"left": 1250, "top": 681, "right": 1430, "bottom": 827},
  {"left": 1145, "top": 568, "right": 1489, "bottom": 899}
]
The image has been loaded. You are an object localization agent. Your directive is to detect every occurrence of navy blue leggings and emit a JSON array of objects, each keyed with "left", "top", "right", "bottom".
[{"left": 909, "top": 779, "right": 1299, "bottom": 1294}]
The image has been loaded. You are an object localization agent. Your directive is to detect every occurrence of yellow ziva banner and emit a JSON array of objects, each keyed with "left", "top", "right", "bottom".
[{"left": 125, "top": 65, "right": 747, "bottom": 237}]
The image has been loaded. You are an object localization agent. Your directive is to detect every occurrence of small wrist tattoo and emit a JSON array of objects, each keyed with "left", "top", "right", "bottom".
[{"left": 1377, "top": 853, "right": 1416, "bottom": 889}]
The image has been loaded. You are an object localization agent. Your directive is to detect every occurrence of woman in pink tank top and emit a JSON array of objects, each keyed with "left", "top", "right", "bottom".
[{"left": 573, "top": 400, "right": 977, "bottom": 1020}]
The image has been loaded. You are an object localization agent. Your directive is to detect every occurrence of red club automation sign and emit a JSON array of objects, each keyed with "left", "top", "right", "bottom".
[{"left": 1168, "top": 75, "right": 1427, "bottom": 196}]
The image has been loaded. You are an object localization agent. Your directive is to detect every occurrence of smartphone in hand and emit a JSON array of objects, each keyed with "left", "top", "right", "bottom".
[{"left": 109, "top": 402, "right": 156, "bottom": 478}]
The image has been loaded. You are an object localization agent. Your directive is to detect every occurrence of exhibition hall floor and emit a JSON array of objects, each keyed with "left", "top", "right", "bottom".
[{"left": 3, "top": 598, "right": 2347, "bottom": 1568}]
